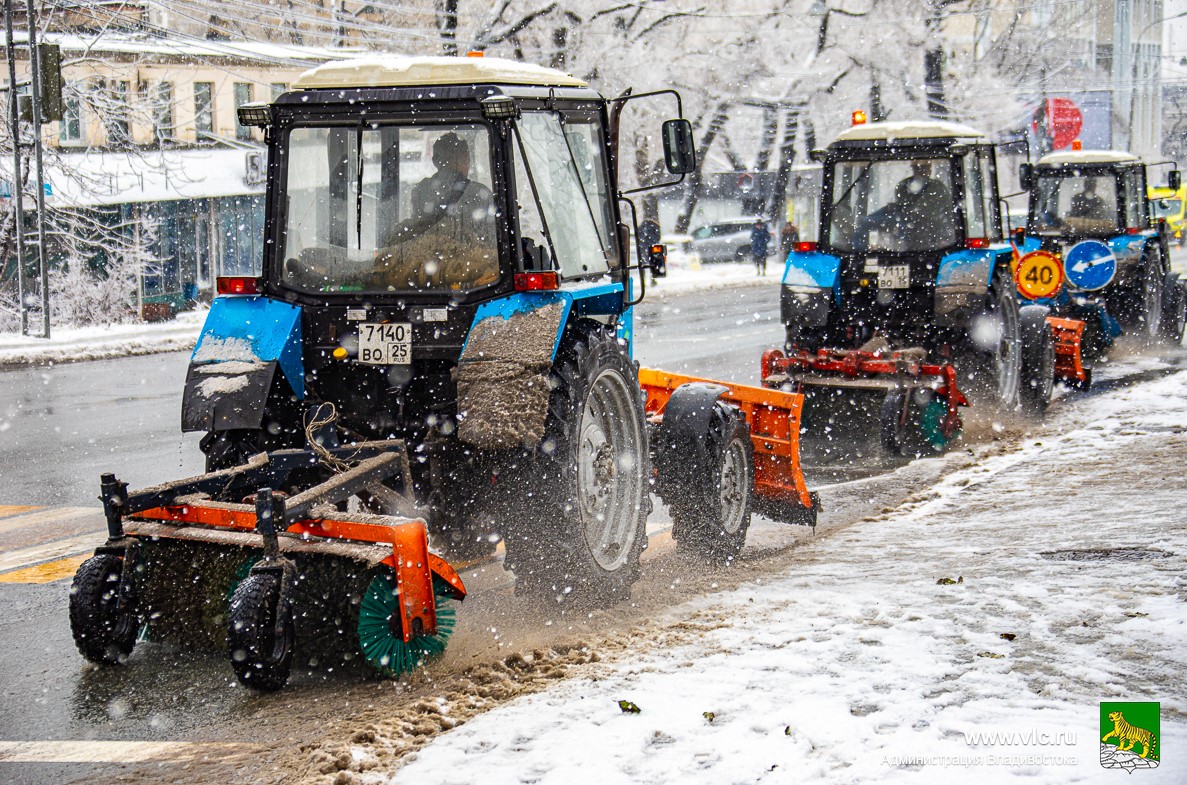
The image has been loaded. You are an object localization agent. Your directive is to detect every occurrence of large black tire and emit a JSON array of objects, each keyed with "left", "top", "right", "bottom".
[
  {"left": 70, "top": 552, "right": 139, "bottom": 665},
  {"left": 962, "top": 271, "right": 1022, "bottom": 412},
  {"left": 784, "top": 323, "right": 828, "bottom": 353},
  {"left": 227, "top": 572, "right": 294, "bottom": 691},
  {"left": 1108, "top": 243, "right": 1163, "bottom": 342},
  {"left": 200, "top": 428, "right": 263, "bottom": 472},
  {"left": 1159, "top": 276, "right": 1186, "bottom": 346},
  {"left": 669, "top": 403, "right": 754, "bottom": 565},
  {"left": 1019, "top": 305, "right": 1055, "bottom": 418},
  {"left": 503, "top": 326, "right": 650, "bottom": 606}
]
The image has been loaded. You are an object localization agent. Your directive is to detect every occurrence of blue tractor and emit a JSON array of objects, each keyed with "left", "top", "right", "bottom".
[
  {"left": 1018, "top": 149, "right": 1186, "bottom": 355},
  {"left": 781, "top": 119, "right": 1051, "bottom": 415}
]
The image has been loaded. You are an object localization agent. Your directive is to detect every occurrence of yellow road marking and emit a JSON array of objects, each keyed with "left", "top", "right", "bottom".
[
  {"left": 0, "top": 506, "right": 100, "bottom": 535},
  {"left": 0, "top": 740, "right": 254, "bottom": 763},
  {"left": 0, "top": 534, "right": 100, "bottom": 574},
  {"left": 0, "top": 505, "right": 41, "bottom": 519},
  {"left": 0, "top": 554, "right": 89, "bottom": 584}
]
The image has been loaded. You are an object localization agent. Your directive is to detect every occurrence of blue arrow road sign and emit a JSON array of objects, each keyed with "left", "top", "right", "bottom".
[{"left": 1064, "top": 240, "right": 1116, "bottom": 291}]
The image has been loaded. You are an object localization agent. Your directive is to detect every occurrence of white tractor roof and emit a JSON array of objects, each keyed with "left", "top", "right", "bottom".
[
  {"left": 1037, "top": 149, "right": 1140, "bottom": 166},
  {"left": 293, "top": 55, "right": 588, "bottom": 90},
  {"left": 832, "top": 120, "right": 986, "bottom": 143}
]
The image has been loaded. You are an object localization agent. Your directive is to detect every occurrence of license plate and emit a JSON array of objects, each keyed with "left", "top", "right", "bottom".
[
  {"left": 358, "top": 322, "right": 412, "bottom": 365},
  {"left": 879, "top": 264, "right": 910, "bottom": 289}
]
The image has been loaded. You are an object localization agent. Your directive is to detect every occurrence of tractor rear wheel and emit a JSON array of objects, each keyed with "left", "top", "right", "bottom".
[
  {"left": 70, "top": 552, "right": 139, "bottom": 665},
  {"left": 1019, "top": 305, "right": 1055, "bottom": 418},
  {"left": 962, "top": 271, "right": 1022, "bottom": 412},
  {"left": 670, "top": 403, "right": 754, "bottom": 565},
  {"left": 200, "top": 429, "right": 262, "bottom": 472},
  {"left": 504, "top": 326, "right": 649, "bottom": 606},
  {"left": 1109, "top": 244, "right": 1164, "bottom": 341},
  {"left": 227, "top": 572, "right": 294, "bottom": 691},
  {"left": 1159, "top": 276, "right": 1186, "bottom": 346}
]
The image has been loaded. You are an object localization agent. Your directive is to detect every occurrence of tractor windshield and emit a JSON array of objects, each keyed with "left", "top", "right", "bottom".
[
  {"left": 827, "top": 158, "right": 959, "bottom": 253},
  {"left": 280, "top": 123, "right": 499, "bottom": 294},
  {"left": 1031, "top": 173, "right": 1120, "bottom": 236}
]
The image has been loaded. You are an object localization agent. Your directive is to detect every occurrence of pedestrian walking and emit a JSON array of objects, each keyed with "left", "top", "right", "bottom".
[
  {"left": 750, "top": 220, "right": 771, "bottom": 276},
  {"left": 780, "top": 221, "right": 799, "bottom": 257}
]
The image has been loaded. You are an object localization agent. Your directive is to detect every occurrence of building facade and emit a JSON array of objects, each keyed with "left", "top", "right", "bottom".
[{"left": 3, "top": 23, "right": 355, "bottom": 317}]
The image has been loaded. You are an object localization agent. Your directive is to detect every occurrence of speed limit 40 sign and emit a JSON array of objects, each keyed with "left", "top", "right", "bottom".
[{"left": 1014, "top": 250, "right": 1064, "bottom": 300}]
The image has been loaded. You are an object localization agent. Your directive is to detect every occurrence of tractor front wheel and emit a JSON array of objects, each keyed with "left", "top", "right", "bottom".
[{"left": 670, "top": 403, "right": 754, "bottom": 565}]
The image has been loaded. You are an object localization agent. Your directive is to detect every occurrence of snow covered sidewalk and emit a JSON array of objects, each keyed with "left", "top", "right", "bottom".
[
  {"left": 388, "top": 371, "right": 1187, "bottom": 784},
  {"left": 0, "top": 309, "right": 206, "bottom": 367}
]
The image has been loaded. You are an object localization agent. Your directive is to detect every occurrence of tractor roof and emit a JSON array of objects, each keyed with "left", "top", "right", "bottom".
[
  {"left": 832, "top": 120, "right": 986, "bottom": 145},
  {"left": 1037, "top": 149, "right": 1140, "bottom": 166},
  {"left": 293, "top": 55, "right": 588, "bottom": 90}
]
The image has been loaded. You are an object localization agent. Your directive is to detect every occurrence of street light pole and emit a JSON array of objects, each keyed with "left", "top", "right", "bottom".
[
  {"left": 1127, "top": 9, "right": 1187, "bottom": 154},
  {"left": 4, "top": 0, "right": 29, "bottom": 335}
]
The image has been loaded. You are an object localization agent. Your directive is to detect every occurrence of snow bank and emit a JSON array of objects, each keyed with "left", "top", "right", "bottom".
[
  {"left": 0, "top": 310, "right": 206, "bottom": 367},
  {"left": 389, "top": 369, "right": 1187, "bottom": 784}
]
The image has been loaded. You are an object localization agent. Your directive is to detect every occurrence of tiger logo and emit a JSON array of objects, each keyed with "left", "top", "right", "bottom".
[{"left": 1102, "top": 711, "right": 1157, "bottom": 759}]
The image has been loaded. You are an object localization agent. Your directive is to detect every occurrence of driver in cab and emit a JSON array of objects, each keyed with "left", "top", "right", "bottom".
[
  {"left": 860, "top": 160, "right": 955, "bottom": 250},
  {"left": 1068, "top": 178, "right": 1111, "bottom": 221},
  {"left": 374, "top": 132, "right": 499, "bottom": 290}
]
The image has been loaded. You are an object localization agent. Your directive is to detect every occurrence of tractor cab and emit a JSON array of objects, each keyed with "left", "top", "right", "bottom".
[
  {"left": 783, "top": 120, "right": 1009, "bottom": 352},
  {"left": 188, "top": 56, "right": 692, "bottom": 448},
  {"left": 1019, "top": 149, "right": 1184, "bottom": 343},
  {"left": 1023, "top": 150, "right": 1156, "bottom": 243}
]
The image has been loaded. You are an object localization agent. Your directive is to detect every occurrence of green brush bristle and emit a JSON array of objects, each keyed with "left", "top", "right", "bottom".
[
  {"left": 921, "top": 397, "right": 956, "bottom": 449},
  {"left": 357, "top": 571, "right": 457, "bottom": 677}
]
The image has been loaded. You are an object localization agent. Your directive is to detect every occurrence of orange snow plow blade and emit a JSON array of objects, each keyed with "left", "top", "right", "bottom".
[
  {"left": 638, "top": 367, "right": 813, "bottom": 513},
  {"left": 1047, "top": 316, "right": 1090, "bottom": 389}
]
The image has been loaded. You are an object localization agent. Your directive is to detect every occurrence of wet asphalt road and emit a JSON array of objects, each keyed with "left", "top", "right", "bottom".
[
  {"left": 0, "top": 280, "right": 787, "bottom": 784},
  {"left": 1, "top": 271, "right": 1183, "bottom": 785}
]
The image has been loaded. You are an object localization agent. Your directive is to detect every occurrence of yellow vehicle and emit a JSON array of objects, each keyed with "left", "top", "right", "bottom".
[{"left": 1149, "top": 182, "right": 1186, "bottom": 247}]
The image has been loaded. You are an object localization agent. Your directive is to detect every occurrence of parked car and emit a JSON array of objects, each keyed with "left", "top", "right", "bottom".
[{"left": 688, "top": 217, "right": 762, "bottom": 263}]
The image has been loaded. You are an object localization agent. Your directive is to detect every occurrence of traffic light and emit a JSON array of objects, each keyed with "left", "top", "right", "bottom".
[{"left": 38, "top": 43, "right": 63, "bottom": 123}]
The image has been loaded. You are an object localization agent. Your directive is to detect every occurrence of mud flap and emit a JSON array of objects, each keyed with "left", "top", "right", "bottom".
[
  {"left": 652, "top": 382, "right": 729, "bottom": 503},
  {"left": 454, "top": 301, "right": 564, "bottom": 449},
  {"left": 182, "top": 360, "right": 278, "bottom": 432}
]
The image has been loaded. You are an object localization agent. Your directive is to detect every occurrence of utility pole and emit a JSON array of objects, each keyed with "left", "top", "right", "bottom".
[
  {"left": 3, "top": 0, "right": 52, "bottom": 337},
  {"left": 4, "top": 0, "right": 29, "bottom": 335},
  {"left": 26, "top": 0, "right": 50, "bottom": 338}
]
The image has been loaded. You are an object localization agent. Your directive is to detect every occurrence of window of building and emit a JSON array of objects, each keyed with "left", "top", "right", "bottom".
[
  {"left": 153, "top": 81, "right": 175, "bottom": 144},
  {"left": 271, "top": 83, "right": 287, "bottom": 100},
  {"left": 234, "top": 82, "right": 253, "bottom": 141},
  {"left": 194, "top": 82, "right": 214, "bottom": 139},
  {"left": 59, "top": 82, "right": 83, "bottom": 144},
  {"left": 105, "top": 80, "right": 131, "bottom": 146}
]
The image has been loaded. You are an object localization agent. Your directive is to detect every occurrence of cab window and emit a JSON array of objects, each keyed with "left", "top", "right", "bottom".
[{"left": 514, "top": 111, "right": 613, "bottom": 279}]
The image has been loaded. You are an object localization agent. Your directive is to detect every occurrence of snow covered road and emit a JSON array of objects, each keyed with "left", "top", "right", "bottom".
[{"left": 378, "top": 368, "right": 1187, "bottom": 784}]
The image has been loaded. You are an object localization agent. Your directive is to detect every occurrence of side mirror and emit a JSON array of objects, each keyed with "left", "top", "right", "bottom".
[
  {"left": 809, "top": 148, "right": 828, "bottom": 164},
  {"left": 1019, "top": 163, "right": 1034, "bottom": 190},
  {"left": 661, "top": 119, "right": 696, "bottom": 175},
  {"left": 1169, "top": 169, "right": 1182, "bottom": 191},
  {"left": 647, "top": 243, "right": 668, "bottom": 278}
]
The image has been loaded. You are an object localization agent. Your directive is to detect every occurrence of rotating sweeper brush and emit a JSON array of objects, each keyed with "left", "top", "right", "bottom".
[
  {"left": 761, "top": 345, "right": 969, "bottom": 461},
  {"left": 68, "top": 446, "right": 465, "bottom": 691}
]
